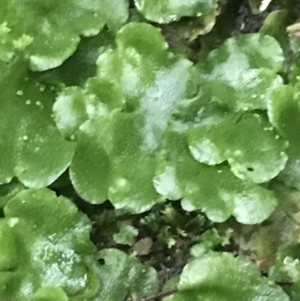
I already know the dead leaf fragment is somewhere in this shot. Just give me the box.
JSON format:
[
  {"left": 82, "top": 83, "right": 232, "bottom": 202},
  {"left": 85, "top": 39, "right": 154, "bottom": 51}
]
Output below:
[{"left": 133, "top": 237, "right": 153, "bottom": 256}]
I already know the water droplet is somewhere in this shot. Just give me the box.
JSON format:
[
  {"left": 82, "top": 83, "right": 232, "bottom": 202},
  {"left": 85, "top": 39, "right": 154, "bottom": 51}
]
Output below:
[
  {"left": 35, "top": 147, "right": 40, "bottom": 151},
  {"left": 217, "top": 170, "right": 222, "bottom": 173},
  {"left": 70, "top": 134, "right": 76, "bottom": 141},
  {"left": 16, "top": 90, "right": 23, "bottom": 96},
  {"left": 234, "top": 150, "right": 242, "bottom": 156},
  {"left": 275, "top": 135, "right": 280, "bottom": 139},
  {"left": 117, "top": 178, "right": 128, "bottom": 187},
  {"left": 39, "top": 85, "right": 46, "bottom": 92},
  {"left": 8, "top": 218, "right": 19, "bottom": 227},
  {"left": 35, "top": 101, "right": 44, "bottom": 109},
  {"left": 22, "top": 135, "right": 28, "bottom": 141},
  {"left": 26, "top": 99, "right": 31, "bottom": 105},
  {"left": 251, "top": 94, "right": 257, "bottom": 98}
]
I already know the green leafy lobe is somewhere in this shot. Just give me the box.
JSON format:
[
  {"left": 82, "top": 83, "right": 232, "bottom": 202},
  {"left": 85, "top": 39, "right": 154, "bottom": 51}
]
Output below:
[
  {"left": 198, "top": 34, "right": 284, "bottom": 112},
  {"left": 0, "top": 60, "right": 74, "bottom": 187},
  {"left": 0, "top": 0, "right": 129, "bottom": 70},
  {"left": 165, "top": 253, "right": 289, "bottom": 301},
  {"left": 54, "top": 23, "right": 195, "bottom": 213},
  {"left": 187, "top": 112, "right": 288, "bottom": 183},
  {"left": 134, "top": 0, "right": 219, "bottom": 24},
  {"left": 268, "top": 84, "right": 300, "bottom": 189},
  {"left": 0, "top": 189, "right": 100, "bottom": 301},
  {"left": 154, "top": 117, "right": 279, "bottom": 224},
  {"left": 97, "top": 248, "right": 159, "bottom": 301},
  {"left": 155, "top": 158, "right": 278, "bottom": 224}
]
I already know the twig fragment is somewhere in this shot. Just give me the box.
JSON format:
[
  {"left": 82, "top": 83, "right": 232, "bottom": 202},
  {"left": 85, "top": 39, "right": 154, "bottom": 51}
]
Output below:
[{"left": 135, "top": 288, "right": 178, "bottom": 301}]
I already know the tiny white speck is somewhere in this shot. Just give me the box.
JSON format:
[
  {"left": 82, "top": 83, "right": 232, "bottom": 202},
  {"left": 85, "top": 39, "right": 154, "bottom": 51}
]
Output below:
[
  {"left": 22, "top": 135, "right": 28, "bottom": 141},
  {"left": 16, "top": 90, "right": 23, "bottom": 96},
  {"left": 259, "top": 0, "right": 272, "bottom": 12},
  {"left": 275, "top": 135, "right": 280, "bottom": 139},
  {"left": 26, "top": 100, "right": 31, "bottom": 105},
  {"left": 36, "top": 101, "right": 42, "bottom": 106}
]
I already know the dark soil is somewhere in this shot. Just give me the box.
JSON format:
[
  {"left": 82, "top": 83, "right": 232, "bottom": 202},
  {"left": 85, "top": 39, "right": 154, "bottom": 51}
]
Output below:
[{"left": 233, "top": 0, "right": 280, "bottom": 34}]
